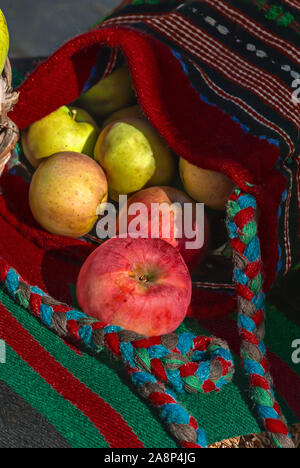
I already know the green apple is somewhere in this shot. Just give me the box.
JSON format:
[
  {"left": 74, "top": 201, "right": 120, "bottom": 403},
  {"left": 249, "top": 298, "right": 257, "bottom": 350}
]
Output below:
[
  {"left": 94, "top": 120, "right": 156, "bottom": 201},
  {"left": 76, "top": 65, "right": 135, "bottom": 118},
  {"left": 22, "top": 106, "right": 100, "bottom": 164},
  {"left": 0, "top": 10, "right": 9, "bottom": 75}
]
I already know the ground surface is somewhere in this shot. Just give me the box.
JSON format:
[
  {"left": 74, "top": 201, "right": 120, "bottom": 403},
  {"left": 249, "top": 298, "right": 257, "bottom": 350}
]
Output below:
[{"left": 1, "top": 0, "right": 120, "bottom": 58}]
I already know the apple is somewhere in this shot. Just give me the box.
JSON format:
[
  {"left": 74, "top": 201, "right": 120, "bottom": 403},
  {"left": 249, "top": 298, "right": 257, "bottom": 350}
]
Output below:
[
  {"left": 22, "top": 144, "right": 41, "bottom": 169},
  {"left": 0, "top": 10, "right": 9, "bottom": 75},
  {"left": 94, "top": 118, "right": 175, "bottom": 200},
  {"left": 21, "top": 106, "right": 100, "bottom": 163},
  {"left": 76, "top": 237, "right": 192, "bottom": 337},
  {"left": 94, "top": 119, "right": 156, "bottom": 201},
  {"left": 76, "top": 65, "right": 135, "bottom": 118},
  {"left": 29, "top": 152, "right": 108, "bottom": 238},
  {"left": 179, "top": 158, "right": 234, "bottom": 211},
  {"left": 102, "top": 105, "right": 146, "bottom": 128},
  {"left": 136, "top": 119, "right": 175, "bottom": 187},
  {"left": 117, "top": 186, "right": 210, "bottom": 272}
]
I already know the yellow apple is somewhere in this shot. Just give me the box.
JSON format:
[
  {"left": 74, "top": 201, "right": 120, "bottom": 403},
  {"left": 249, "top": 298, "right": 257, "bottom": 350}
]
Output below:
[
  {"left": 29, "top": 152, "right": 108, "bottom": 238},
  {"left": 179, "top": 157, "right": 234, "bottom": 211},
  {"left": 22, "top": 106, "right": 100, "bottom": 163},
  {"left": 94, "top": 119, "right": 156, "bottom": 201},
  {"left": 94, "top": 118, "right": 175, "bottom": 200},
  {"left": 0, "top": 10, "right": 9, "bottom": 75},
  {"left": 136, "top": 119, "right": 175, "bottom": 187},
  {"left": 76, "top": 65, "right": 135, "bottom": 118}
]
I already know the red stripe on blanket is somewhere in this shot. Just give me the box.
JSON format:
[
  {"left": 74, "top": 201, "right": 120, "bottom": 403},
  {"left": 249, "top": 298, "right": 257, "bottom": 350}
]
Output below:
[{"left": 0, "top": 301, "right": 144, "bottom": 448}]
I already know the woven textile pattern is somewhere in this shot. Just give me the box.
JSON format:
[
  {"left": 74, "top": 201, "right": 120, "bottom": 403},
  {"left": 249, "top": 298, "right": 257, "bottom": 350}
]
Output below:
[{"left": 1, "top": 0, "right": 299, "bottom": 449}]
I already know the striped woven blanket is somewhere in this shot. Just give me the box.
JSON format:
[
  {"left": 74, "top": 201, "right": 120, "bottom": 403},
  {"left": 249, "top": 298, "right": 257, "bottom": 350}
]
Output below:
[{"left": 0, "top": 0, "right": 298, "bottom": 448}]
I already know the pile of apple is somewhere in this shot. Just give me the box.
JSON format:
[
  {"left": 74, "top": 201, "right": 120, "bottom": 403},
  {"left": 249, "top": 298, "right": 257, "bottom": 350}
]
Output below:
[{"left": 21, "top": 65, "right": 234, "bottom": 337}]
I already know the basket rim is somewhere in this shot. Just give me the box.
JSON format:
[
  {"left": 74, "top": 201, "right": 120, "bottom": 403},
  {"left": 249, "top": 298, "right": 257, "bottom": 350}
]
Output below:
[
  {"left": 0, "top": 58, "right": 19, "bottom": 172},
  {"left": 2, "top": 57, "right": 13, "bottom": 84}
]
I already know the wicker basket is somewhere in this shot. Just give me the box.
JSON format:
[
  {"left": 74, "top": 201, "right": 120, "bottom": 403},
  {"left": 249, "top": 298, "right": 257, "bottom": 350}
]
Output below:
[{"left": 0, "top": 58, "right": 19, "bottom": 176}]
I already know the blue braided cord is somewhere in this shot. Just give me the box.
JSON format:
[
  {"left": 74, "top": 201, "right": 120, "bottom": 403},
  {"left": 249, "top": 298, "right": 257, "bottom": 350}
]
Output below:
[
  {"left": 237, "top": 194, "right": 257, "bottom": 210},
  {"left": 195, "top": 362, "right": 210, "bottom": 382},
  {"left": 161, "top": 403, "right": 190, "bottom": 425},
  {"left": 243, "top": 360, "right": 265, "bottom": 377},
  {"left": 176, "top": 332, "right": 195, "bottom": 354},
  {"left": 166, "top": 369, "right": 185, "bottom": 394},
  {"left": 65, "top": 310, "right": 87, "bottom": 321},
  {"left": 6, "top": 269, "right": 19, "bottom": 296},
  {"left": 230, "top": 190, "right": 289, "bottom": 449},
  {"left": 208, "top": 347, "right": 232, "bottom": 362},
  {"left": 40, "top": 303, "right": 54, "bottom": 328},
  {"left": 258, "top": 342, "right": 266, "bottom": 354},
  {"left": 31, "top": 285, "right": 46, "bottom": 296},
  {"left": 131, "top": 371, "right": 157, "bottom": 387},
  {"left": 238, "top": 315, "right": 256, "bottom": 333},
  {"left": 243, "top": 237, "right": 260, "bottom": 262},
  {"left": 104, "top": 325, "right": 122, "bottom": 334},
  {"left": 215, "top": 377, "right": 228, "bottom": 389},
  {"left": 148, "top": 345, "right": 170, "bottom": 359},
  {"left": 257, "top": 405, "right": 280, "bottom": 419},
  {"left": 252, "top": 291, "right": 265, "bottom": 310},
  {"left": 120, "top": 341, "right": 136, "bottom": 367},
  {"left": 192, "top": 350, "right": 208, "bottom": 362},
  {"left": 227, "top": 220, "right": 238, "bottom": 239},
  {"left": 79, "top": 325, "right": 96, "bottom": 349},
  {"left": 234, "top": 269, "right": 250, "bottom": 286},
  {"left": 196, "top": 428, "right": 207, "bottom": 448}
]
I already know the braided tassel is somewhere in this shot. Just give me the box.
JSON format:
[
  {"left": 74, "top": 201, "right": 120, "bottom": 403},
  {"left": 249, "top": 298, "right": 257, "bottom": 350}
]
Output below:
[
  {"left": 227, "top": 188, "right": 295, "bottom": 449},
  {"left": 0, "top": 258, "right": 234, "bottom": 449}
]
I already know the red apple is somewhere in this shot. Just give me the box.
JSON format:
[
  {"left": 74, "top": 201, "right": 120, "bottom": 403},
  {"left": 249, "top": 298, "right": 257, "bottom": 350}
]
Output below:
[
  {"left": 76, "top": 237, "right": 192, "bottom": 337},
  {"left": 117, "top": 186, "right": 210, "bottom": 272}
]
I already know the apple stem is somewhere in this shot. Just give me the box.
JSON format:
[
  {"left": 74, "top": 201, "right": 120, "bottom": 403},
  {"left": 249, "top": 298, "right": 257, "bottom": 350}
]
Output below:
[{"left": 139, "top": 274, "right": 149, "bottom": 283}]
